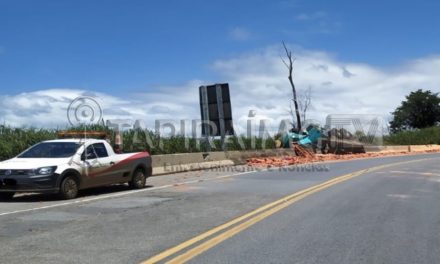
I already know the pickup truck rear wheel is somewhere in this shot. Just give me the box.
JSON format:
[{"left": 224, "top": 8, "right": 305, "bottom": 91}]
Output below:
[
  {"left": 0, "top": 192, "right": 15, "bottom": 201},
  {"left": 129, "top": 169, "right": 146, "bottom": 189},
  {"left": 59, "top": 176, "right": 79, "bottom": 200}
]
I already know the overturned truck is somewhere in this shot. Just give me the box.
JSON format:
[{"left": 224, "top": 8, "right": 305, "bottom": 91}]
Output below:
[
  {"left": 321, "top": 128, "right": 366, "bottom": 154},
  {"left": 282, "top": 126, "right": 366, "bottom": 155}
]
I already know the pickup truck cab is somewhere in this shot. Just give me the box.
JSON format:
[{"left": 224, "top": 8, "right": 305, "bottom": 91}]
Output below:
[{"left": 0, "top": 138, "right": 152, "bottom": 200}]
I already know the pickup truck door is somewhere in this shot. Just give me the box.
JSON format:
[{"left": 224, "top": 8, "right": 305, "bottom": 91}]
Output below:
[{"left": 81, "top": 143, "right": 120, "bottom": 187}]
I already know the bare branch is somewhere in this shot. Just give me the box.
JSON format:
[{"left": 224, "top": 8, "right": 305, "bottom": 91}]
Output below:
[
  {"left": 300, "top": 86, "right": 312, "bottom": 121},
  {"left": 280, "top": 56, "right": 289, "bottom": 69}
]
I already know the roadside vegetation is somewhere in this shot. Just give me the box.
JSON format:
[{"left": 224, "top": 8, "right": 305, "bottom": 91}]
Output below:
[
  {"left": 384, "top": 126, "right": 440, "bottom": 145},
  {"left": 383, "top": 89, "right": 440, "bottom": 145},
  {"left": 389, "top": 89, "right": 440, "bottom": 132},
  {"left": 0, "top": 125, "right": 276, "bottom": 161},
  {"left": 0, "top": 126, "right": 57, "bottom": 161}
]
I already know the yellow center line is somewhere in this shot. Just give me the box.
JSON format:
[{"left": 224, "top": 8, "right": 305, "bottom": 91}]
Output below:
[
  {"left": 142, "top": 157, "right": 436, "bottom": 264},
  {"left": 166, "top": 171, "right": 364, "bottom": 264}
]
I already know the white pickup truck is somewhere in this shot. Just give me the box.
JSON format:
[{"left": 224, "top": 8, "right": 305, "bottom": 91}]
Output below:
[{"left": 0, "top": 138, "right": 152, "bottom": 200}]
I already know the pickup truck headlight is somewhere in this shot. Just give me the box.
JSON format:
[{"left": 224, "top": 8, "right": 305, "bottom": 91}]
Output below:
[{"left": 36, "top": 166, "right": 57, "bottom": 175}]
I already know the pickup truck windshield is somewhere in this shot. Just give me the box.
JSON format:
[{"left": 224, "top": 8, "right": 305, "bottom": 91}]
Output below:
[{"left": 18, "top": 142, "right": 80, "bottom": 158}]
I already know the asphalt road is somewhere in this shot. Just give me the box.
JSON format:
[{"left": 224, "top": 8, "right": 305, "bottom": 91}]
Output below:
[{"left": 1, "top": 153, "right": 439, "bottom": 264}]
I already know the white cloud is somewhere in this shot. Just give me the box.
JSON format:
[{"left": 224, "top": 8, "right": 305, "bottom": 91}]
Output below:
[
  {"left": 296, "top": 11, "right": 326, "bottom": 21},
  {"left": 229, "top": 27, "right": 251, "bottom": 41},
  {"left": 1, "top": 45, "right": 440, "bottom": 136},
  {"left": 0, "top": 83, "right": 204, "bottom": 131}
]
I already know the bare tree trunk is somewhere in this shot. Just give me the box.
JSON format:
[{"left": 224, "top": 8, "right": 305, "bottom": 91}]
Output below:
[{"left": 282, "top": 41, "right": 301, "bottom": 131}]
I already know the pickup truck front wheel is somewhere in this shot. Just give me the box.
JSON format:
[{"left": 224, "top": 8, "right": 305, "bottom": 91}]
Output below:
[
  {"left": 129, "top": 168, "right": 146, "bottom": 189},
  {"left": 59, "top": 176, "right": 79, "bottom": 200},
  {"left": 0, "top": 192, "right": 15, "bottom": 201}
]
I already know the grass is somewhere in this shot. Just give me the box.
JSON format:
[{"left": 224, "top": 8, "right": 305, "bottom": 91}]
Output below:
[
  {"left": 0, "top": 126, "right": 57, "bottom": 161},
  {"left": 384, "top": 126, "right": 440, "bottom": 145},
  {"left": 0, "top": 125, "right": 276, "bottom": 161}
]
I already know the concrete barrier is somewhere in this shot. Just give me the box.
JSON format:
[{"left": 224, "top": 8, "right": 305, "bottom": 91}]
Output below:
[
  {"left": 151, "top": 149, "right": 296, "bottom": 176},
  {"left": 377, "top": 144, "right": 440, "bottom": 153},
  {"left": 407, "top": 144, "right": 440, "bottom": 152},
  {"left": 152, "top": 152, "right": 230, "bottom": 175},
  {"left": 150, "top": 145, "right": 440, "bottom": 176}
]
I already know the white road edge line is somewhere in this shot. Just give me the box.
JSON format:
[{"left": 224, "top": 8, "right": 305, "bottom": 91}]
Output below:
[
  {"left": 0, "top": 185, "right": 174, "bottom": 217},
  {"left": 0, "top": 170, "right": 258, "bottom": 217}
]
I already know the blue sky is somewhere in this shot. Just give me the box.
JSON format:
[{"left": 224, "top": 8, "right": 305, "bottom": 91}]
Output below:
[
  {"left": 1, "top": 0, "right": 439, "bottom": 95},
  {"left": 1, "top": 0, "right": 440, "bottom": 130}
]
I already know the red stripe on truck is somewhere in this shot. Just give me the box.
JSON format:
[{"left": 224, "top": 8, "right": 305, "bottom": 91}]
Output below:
[{"left": 88, "top": 152, "right": 150, "bottom": 178}]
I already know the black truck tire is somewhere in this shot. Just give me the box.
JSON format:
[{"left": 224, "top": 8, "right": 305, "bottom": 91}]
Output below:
[
  {"left": 59, "top": 176, "right": 79, "bottom": 200},
  {"left": 129, "top": 168, "right": 146, "bottom": 189}
]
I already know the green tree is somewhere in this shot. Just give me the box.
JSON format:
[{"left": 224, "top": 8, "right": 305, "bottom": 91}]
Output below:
[{"left": 390, "top": 89, "right": 440, "bottom": 132}]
